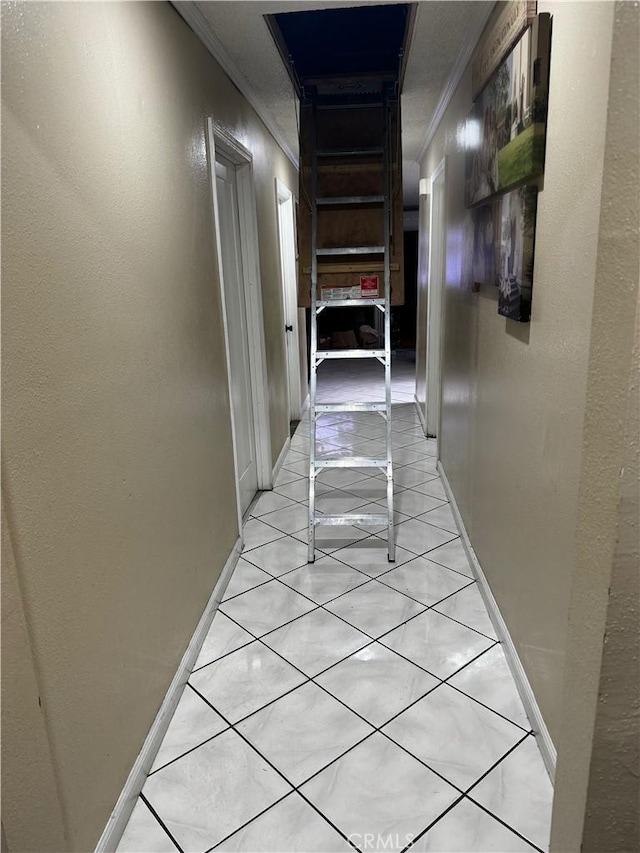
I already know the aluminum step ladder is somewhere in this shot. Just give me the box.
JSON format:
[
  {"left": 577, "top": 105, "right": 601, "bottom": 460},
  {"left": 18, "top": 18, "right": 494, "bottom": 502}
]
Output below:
[{"left": 307, "top": 91, "right": 396, "bottom": 563}]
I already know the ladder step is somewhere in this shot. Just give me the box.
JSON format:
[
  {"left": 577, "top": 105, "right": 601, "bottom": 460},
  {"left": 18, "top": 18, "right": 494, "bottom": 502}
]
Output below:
[
  {"left": 317, "top": 246, "right": 384, "bottom": 256},
  {"left": 317, "top": 147, "right": 383, "bottom": 157},
  {"left": 315, "top": 514, "right": 388, "bottom": 526},
  {"left": 316, "top": 402, "right": 387, "bottom": 413},
  {"left": 314, "top": 458, "right": 388, "bottom": 469},
  {"left": 316, "top": 349, "right": 386, "bottom": 360},
  {"left": 316, "top": 195, "right": 385, "bottom": 206},
  {"left": 317, "top": 298, "right": 385, "bottom": 309}
]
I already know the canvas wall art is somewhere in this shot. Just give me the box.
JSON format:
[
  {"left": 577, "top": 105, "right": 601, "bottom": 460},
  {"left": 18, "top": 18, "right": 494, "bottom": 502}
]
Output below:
[
  {"left": 465, "top": 14, "right": 550, "bottom": 208},
  {"left": 472, "top": 202, "right": 500, "bottom": 288},
  {"left": 497, "top": 185, "right": 538, "bottom": 321}
]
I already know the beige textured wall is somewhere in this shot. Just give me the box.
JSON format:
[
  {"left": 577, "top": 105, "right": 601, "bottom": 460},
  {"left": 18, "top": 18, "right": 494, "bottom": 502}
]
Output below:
[
  {"left": 1, "top": 2, "right": 296, "bottom": 850},
  {"left": 550, "top": 2, "right": 640, "bottom": 848},
  {"left": 418, "top": 1, "right": 616, "bottom": 741}
]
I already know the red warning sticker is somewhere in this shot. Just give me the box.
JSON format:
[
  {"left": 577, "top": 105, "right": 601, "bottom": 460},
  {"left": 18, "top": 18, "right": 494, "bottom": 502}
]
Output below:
[{"left": 360, "top": 275, "right": 379, "bottom": 298}]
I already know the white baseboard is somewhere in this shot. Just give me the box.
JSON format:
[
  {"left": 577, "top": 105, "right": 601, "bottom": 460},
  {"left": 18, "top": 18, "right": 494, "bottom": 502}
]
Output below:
[
  {"left": 95, "top": 538, "right": 243, "bottom": 852},
  {"left": 437, "top": 462, "right": 557, "bottom": 783},
  {"left": 271, "top": 435, "right": 291, "bottom": 486},
  {"left": 414, "top": 395, "right": 426, "bottom": 432}
]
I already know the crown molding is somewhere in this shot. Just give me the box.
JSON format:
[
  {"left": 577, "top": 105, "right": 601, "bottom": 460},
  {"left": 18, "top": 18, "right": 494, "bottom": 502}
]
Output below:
[
  {"left": 415, "top": 2, "right": 495, "bottom": 164},
  {"left": 172, "top": 1, "right": 299, "bottom": 169}
]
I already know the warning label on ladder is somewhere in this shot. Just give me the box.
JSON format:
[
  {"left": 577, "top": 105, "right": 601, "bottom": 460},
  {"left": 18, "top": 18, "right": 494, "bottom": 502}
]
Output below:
[{"left": 360, "top": 275, "right": 380, "bottom": 298}]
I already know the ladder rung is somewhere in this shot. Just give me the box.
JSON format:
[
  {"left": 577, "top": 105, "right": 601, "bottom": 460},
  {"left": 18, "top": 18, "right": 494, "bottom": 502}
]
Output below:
[
  {"left": 316, "top": 147, "right": 383, "bottom": 157},
  {"left": 314, "top": 458, "right": 388, "bottom": 469},
  {"left": 315, "top": 402, "right": 387, "bottom": 413},
  {"left": 316, "top": 196, "right": 385, "bottom": 206},
  {"left": 316, "top": 349, "right": 386, "bottom": 360},
  {"left": 315, "top": 514, "right": 388, "bottom": 526},
  {"left": 317, "top": 247, "right": 384, "bottom": 256},
  {"left": 317, "top": 298, "right": 385, "bottom": 309},
  {"left": 316, "top": 102, "right": 384, "bottom": 111}
]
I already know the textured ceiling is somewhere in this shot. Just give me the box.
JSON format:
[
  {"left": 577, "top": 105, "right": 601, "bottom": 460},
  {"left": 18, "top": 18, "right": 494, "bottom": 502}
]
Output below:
[{"left": 190, "top": 1, "right": 493, "bottom": 205}]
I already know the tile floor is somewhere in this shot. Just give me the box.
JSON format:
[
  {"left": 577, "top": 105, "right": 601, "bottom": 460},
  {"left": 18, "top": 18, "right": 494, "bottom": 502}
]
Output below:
[{"left": 118, "top": 355, "right": 553, "bottom": 853}]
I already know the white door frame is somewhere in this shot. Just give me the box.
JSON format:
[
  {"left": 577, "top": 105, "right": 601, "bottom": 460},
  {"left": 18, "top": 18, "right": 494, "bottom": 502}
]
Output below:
[
  {"left": 206, "top": 119, "right": 272, "bottom": 523},
  {"left": 425, "top": 157, "right": 446, "bottom": 443},
  {"left": 275, "top": 178, "right": 302, "bottom": 422}
]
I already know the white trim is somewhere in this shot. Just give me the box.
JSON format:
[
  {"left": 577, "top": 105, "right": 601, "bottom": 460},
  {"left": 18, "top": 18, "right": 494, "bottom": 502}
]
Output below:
[
  {"left": 95, "top": 539, "right": 243, "bottom": 852},
  {"left": 208, "top": 119, "right": 273, "bottom": 495},
  {"left": 437, "top": 462, "right": 557, "bottom": 782},
  {"left": 414, "top": 394, "right": 426, "bottom": 433},
  {"left": 272, "top": 436, "right": 291, "bottom": 484},
  {"left": 415, "top": 3, "right": 494, "bottom": 164},
  {"left": 173, "top": 1, "right": 298, "bottom": 170},
  {"left": 275, "top": 178, "right": 303, "bottom": 421},
  {"left": 426, "top": 158, "right": 446, "bottom": 441}
]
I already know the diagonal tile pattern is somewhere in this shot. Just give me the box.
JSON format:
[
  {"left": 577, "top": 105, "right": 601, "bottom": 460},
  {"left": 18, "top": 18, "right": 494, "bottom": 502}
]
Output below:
[{"left": 118, "top": 361, "right": 553, "bottom": 853}]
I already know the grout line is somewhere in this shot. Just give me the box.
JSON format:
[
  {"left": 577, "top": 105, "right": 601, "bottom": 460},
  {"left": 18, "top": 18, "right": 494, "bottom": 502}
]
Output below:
[{"left": 139, "top": 793, "right": 185, "bottom": 853}]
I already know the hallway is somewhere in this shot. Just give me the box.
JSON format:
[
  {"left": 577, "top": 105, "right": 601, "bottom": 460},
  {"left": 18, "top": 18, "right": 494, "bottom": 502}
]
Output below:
[{"left": 118, "top": 373, "right": 552, "bottom": 853}]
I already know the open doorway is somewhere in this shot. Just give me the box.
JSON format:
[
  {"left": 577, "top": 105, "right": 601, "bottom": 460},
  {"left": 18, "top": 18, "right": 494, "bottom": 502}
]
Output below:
[{"left": 207, "top": 120, "right": 272, "bottom": 521}]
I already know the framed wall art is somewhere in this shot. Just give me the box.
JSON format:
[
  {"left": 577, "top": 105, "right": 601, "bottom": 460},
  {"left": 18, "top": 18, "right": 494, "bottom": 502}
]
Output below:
[
  {"left": 497, "top": 185, "right": 538, "bottom": 322},
  {"left": 465, "top": 13, "right": 551, "bottom": 208}
]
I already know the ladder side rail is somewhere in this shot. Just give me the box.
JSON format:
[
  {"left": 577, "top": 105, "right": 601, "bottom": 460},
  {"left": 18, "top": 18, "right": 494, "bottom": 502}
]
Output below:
[
  {"left": 308, "top": 101, "right": 319, "bottom": 563},
  {"left": 384, "top": 88, "right": 396, "bottom": 562}
]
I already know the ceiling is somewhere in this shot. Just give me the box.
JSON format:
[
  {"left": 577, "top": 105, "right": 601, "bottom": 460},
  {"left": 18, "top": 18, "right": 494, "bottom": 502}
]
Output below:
[{"left": 179, "top": 1, "right": 493, "bottom": 206}]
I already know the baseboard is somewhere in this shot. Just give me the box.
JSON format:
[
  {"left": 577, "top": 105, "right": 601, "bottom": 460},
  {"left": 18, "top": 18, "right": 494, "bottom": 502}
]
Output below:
[
  {"left": 271, "top": 435, "right": 291, "bottom": 485},
  {"left": 301, "top": 394, "right": 310, "bottom": 414},
  {"left": 437, "top": 462, "right": 557, "bottom": 783},
  {"left": 414, "top": 395, "right": 426, "bottom": 432},
  {"left": 95, "top": 538, "right": 243, "bottom": 852}
]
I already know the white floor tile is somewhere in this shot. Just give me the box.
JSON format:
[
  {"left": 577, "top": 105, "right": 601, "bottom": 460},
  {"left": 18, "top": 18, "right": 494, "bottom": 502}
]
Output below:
[
  {"left": 325, "top": 581, "right": 426, "bottom": 638},
  {"left": 150, "top": 686, "right": 228, "bottom": 773},
  {"left": 448, "top": 645, "right": 531, "bottom": 730},
  {"left": 250, "top": 491, "right": 297, "bottom": 518},
  {"left": 190, "top": 641, "right": 306, "bottom": 723},
  {"left": 193, "top": 612, "right": 254, "bottom": 670},
  {"left": 380, "top": 610, "right": 494, "bottom": 678},
  {"left": 317, "top": 643, "right": 439, "bottom": 727},
  {"left": 332, "top": 537, "right": 416, "bottom": 574},
  {"left": 117, "top": 798, "right": 178, "bottom": 852},
  {"left": 417, "top": 503, "right": 458, "bottom": 533},
  {"left": 220, "top": 581, "right": 316, "bottom": 636},
  {"left": 280, "top": 557, "right": 370, "bottom": 604},
  {"left": 411, "top": 797, "right": 537, "bottom": 852},
  {"left": 300, "top": 733, "right": 459, "bottom": 853},
  {"left": 241, "top": 536, "right": 310, "bottom": 576},
  {"left": 378, "top": 557, "right": 473, "bottom": 606},
  {"left": 382, "top": 518, "right": 457, "bottom": 556},
  {"left": 242, "top": 518, "right": 285, "bottom": 551},
  {"left": 260, "top": 503, "right": 310, "bottom": 535},
  {"left": 215, "top": 792, "right": 353, "bottom": 852},
  {"left": 383, "top": 683, "right": 524, "bottom": 791},
  {"left": 425, "top": 538, "right": 474, "bottom": 578},
  {"left": 222, "top": 559, "right": 272, "bottom": 601},
  {"left": 469, "top": 735, "right": 553, "bottom": 851},
  {"left": 143, "top": 729, "right": 292, "bottom": 852},
  {"left": 434, "top": 583, "right": 498, "bottom": 639},
  {"left": 263, "top": 608, "right": 370, "bottom": 677},
  {"left": 238, "top": 682, "right": 373, "bottom": 786},
  {"left": 391, "top": 490, "right": 448, "bottom": 518}
]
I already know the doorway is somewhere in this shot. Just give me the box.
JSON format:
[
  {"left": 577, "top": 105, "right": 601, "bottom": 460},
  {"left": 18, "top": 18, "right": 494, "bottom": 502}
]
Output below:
[
  {"left": 207, "top": 120, "right": 272, "bottom": 521},
  {"left": 425, "top": 158, "right": 446, "bottom": 439},
  {"left": 275, "top": 179, "right": 305, "bottom": 425}
]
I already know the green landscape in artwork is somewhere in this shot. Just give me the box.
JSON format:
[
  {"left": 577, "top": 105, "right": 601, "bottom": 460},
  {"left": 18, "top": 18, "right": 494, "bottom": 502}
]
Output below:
[{"left": 497, "top": 123, "right": 546, "bottom": 190}]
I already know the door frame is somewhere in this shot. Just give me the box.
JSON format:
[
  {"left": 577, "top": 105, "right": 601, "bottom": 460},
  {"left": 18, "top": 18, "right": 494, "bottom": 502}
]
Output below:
[
  {"left": 275, "top": 178, "right": 302, "bottom": 422},
  {"left": 425, "top": 157, "right": 446, "bottom": 444},
  {"left": 206, "top": 119, "right": 272, "bottom": 522}
]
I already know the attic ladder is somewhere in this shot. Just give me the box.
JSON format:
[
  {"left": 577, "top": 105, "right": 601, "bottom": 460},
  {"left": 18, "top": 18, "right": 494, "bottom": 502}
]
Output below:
[{"left": 308, "top": 89, "right": 395, "bottom": 563}]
